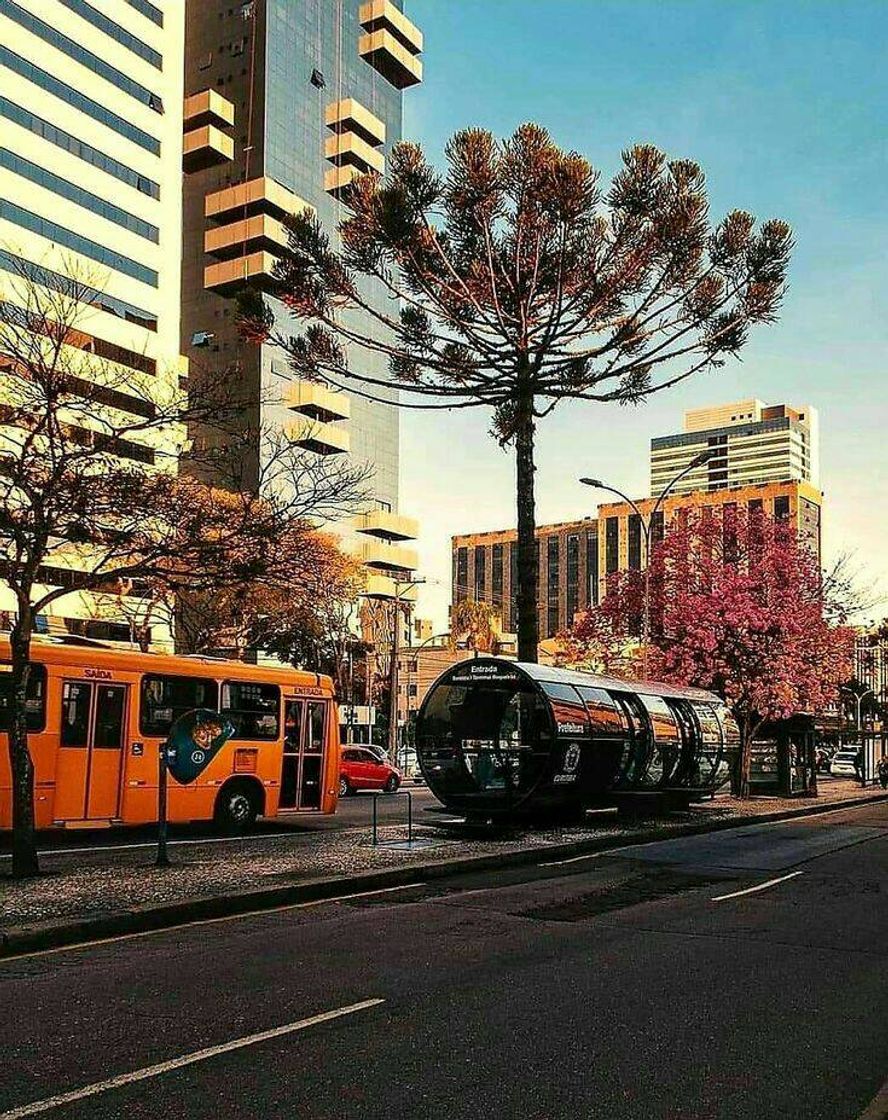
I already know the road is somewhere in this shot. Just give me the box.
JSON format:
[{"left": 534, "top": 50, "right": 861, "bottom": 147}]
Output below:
[{"left": 3, "top": 800, "right": 888, "bottom": 1119}]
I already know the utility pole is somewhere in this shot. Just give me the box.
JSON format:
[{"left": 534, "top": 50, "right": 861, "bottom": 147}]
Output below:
[{"left": 388, "top": 576, "right": 424, "bottom": 765}]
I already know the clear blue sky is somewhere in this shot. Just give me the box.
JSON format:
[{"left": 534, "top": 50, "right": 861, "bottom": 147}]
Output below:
[{"left": 400, "top": 0, "right": 888, "bottom": 629}]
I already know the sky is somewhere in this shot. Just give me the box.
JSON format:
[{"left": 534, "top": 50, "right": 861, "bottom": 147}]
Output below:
[{"left": 399, "top": 0, "right": 887, "bottom": 630}]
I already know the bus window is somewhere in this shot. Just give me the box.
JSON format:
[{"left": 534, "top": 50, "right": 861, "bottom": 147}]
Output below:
[
  {"left": 538, "top": 682, "right": 589, "bottom": 736},
  {"left": 222, "top": 681, "right": 281, "bottom": 740},
  {"left": 61, "top": 681, "right": 91, "bottom": 747},
  {"left": 0, "top": 664, "right": 47, "bottom": 732},
  {"left": 140, "top": 675, "right": 218, "bottom": 737}
]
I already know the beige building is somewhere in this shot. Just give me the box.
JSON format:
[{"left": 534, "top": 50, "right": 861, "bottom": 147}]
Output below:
[
  {"left": 651, "top": 399, "right": 819, "bottom": 496},
  {"left": 453, "top": 480, "right": 822, "bottom": 640},
  {"left": 0, "top": 0, "right": 188, "bottom": 647}
]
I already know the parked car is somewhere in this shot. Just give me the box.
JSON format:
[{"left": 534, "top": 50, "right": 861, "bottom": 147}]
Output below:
[
  {"left": 830, "top": 749, "right": 859, "bottom": 777},
  {"left": 339, "top": 747, "right": 402, "bottom": 796}
]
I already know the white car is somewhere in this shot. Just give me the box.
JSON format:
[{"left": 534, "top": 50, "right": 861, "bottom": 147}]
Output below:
[{"left": 830, "top": 750, "right": 859, "bottom": 776}]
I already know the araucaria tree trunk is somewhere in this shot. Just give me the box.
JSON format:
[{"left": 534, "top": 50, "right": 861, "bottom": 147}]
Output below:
[
  {"left": 514, "top": 388, "right": 539, "bottom": 663},
  {"left": 8, "top": 608, "right": 39, "bottom": 878}
]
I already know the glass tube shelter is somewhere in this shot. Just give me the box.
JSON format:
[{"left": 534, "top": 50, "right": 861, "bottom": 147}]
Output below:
[{"left": 415, "top": 659, "right": 737, "bottom": 819}]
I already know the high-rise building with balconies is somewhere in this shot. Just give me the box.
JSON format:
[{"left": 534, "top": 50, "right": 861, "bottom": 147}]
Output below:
[
  {"left": 181, "top": 0, "right": 422, "bottom": 604},
  {"left": 0, "top": 0, "right": 187, "bottom": 646}
]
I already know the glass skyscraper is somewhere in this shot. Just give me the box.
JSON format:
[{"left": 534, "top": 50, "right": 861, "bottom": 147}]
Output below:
[{"left": 182, "top": 0, "right": 422, "bottom": 594}]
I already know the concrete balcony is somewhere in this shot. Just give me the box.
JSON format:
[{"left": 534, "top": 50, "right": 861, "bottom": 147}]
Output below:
[
  {"left": 356, "top": 539, "right": 418, "bottom": 572},
  {"left": 325, "top": 98, "right": 386, "bottom": 147},
  {"left": 183, "top": 125, "right": 234, "bottom": 172},
  {"left": 324, "top": 164, "right": 366, "bottom": 199},
  {"left": 287, "top": 417, "right": 350, "bottom": 456},
  {"left": 324, "top": 132, "right": 385, "bottom": 174},
  {"left": 358, "top": 28, "right": 423, "bottom": 88},
  {"left": 204, "top": 251, "right": 278, "bottom": 295},
  {"left": 353, "top": 510, "right": 419, "bottom": 541},
  {"left": 204, "top": 214, "right": 289, "bottom": 260},
  {"left": 286, "top": 380, "right": 350, "bottom": 422},
  {"left": 359, "top": 0, "right": 423, "bottom": 54},
  {"left": 184, "top": 89, "right": 235, "bottom": 130},
  {"left": 361, "top": 572, "right": 417, "bottom": 601},
  {"left": 205, "top": 177, "right": 311, "bottom": 223}
]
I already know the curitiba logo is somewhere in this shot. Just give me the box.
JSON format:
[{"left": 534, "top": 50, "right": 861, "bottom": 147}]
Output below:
[{"left": 563, "top": 743, "right": 581, "bottom": 773}]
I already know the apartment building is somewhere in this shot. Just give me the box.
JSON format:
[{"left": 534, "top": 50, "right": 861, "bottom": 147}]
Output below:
[
  {"left": 650, "top": 399, "right": 819, "bottom": 497},
  {"left": 180, "top": 0, "right": 423, "bottom": 605},
  {"left": 0, "top": 0, "right": 186, "bottom": 645},
  {"left": 452, "top": 519, "right": 600, "bottom": 641}
]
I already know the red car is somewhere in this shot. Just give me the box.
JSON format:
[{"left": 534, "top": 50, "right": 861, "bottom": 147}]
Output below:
[{"left": 339, "top": 747, "right": 402, "bottom": 796}]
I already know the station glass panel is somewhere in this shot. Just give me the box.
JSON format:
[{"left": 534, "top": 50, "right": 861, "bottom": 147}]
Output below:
[
  {"left": 639, "top": 695, "right": 680, "bottom": 784},
  {"left": 418, "top": 677, "right": 553, "bottom": 802}
]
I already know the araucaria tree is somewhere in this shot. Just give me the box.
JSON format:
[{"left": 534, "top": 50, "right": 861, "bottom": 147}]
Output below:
[
  {"left": 240, "top": 124, "right": 792, "bottom": 661},
  {"left": 0, "top": 258, "right": 369, "bottom": 877},
  {"left": 564, "top": 510, "right": 854, "bottom": 798}
]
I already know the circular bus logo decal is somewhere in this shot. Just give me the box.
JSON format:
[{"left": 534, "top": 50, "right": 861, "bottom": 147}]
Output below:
[{"left": 191, "top": 749, "right": 206, "bottom": 765}]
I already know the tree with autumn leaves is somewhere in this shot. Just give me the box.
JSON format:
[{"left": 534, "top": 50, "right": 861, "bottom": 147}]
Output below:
[
  {"left": 240, "top": 124, "right": 792, "bottom": 663},
  {"left": 563, "top": 509, "right": 854, "bottom": 798}
]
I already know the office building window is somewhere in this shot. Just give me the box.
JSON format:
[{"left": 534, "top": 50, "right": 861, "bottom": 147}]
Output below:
[
  {"left": 0, "top": 47, "right": 160, "bottom": 155},
  {"left": 774, "top": 495, "right": 791, "bottom": 522},
  {"left": 56, "top": 0, "right": 163, "bottom": 69},
  {"left": 723, "top": 503, "right": 738, "bottom": 563},
  {"left": 0, "top": 1, "right": 163, "bottom": 113},
  {"left": 0, "top": 98, "right": 160, "bottom": 199},
  {"left": 586, "top": 532, "right": 599, "bottom": 606},
  {"left": 124, "top": 0, "right": 163, "bottom": 26},
  {"left": 628, "top": 514, "right": 642, "bottom": 570},
  {"left": 566, "top": 534, "right": 579, "bottom": 627},
  {"left": 0, "top": 149, "right": 159, "bottom": 242},
  {"left": 547, "top": 536, "right": 560, "bottom": 638},
  {"left": 605, "top": 517, "right": 619, "bottom": 575},
  {"left": 651, "top": 511, "right": 665, "bottom": 547},
  {"left": 0, "top": 202, "right": 158, "bottom": 287},
  {"left": 455, "top": 547, "right": 468, "bottom": 604},
  {"left": 492, "top": 544, "right": 503, "bottom": 617},
  {"left": 474, "top": 545, "right": 486, "bottom": 602}
]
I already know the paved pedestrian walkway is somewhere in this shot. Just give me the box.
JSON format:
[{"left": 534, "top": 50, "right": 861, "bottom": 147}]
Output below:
[{"left": 2, "top": 779, "right": 882, "bottom": 938}]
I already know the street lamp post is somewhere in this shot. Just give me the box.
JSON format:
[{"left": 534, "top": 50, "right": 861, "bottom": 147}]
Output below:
[
  {"left": 387, "top": 576, "right": 425, "bottom": 765},
  {"left": 580, "top": 449, "right": 714, "bottom": 679},
  {"left": 840, "top": 686, "right": 876, "bottom": 786}
]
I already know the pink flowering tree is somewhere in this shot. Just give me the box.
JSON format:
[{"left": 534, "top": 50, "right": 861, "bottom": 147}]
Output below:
[{"left": 564, "top": 509, "right": 854, "bottom": 797}]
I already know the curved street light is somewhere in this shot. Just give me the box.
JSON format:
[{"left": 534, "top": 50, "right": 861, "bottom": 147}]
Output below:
[{"left": 579, "top": 449, "right": 714, "bottom": 678}]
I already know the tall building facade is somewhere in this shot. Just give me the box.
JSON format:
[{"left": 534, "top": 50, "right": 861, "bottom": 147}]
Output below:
[
  {"left": 452, "top": 519, "right": 600, "bottom": 641},
  {"left": 181, "top": 0, "right": 422, "bottom": 601},
  {"left": 650, "top": 399, "right": 819, "bottom": 497},
  {"left": 597, "top": 479, "right": 823, "bottom": 584},
  {"left": 0, "top": 0, "right": 186, "bottom": 644}
]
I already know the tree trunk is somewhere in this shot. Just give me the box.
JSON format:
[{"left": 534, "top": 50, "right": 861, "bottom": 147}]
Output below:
[
  {"left": 735, "top": 718, "right": 754, "bottom": 800},
  {"left": 514, "top": 385, "right": 539, "bottom": 663},
  {"left": 8, "top": 611, "right": 39, "bottom": 877}
]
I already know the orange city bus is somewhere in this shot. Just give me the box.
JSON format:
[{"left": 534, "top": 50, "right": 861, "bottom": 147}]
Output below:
[{"left": 0, "top": 636, "right": 341, "bottom": 831}]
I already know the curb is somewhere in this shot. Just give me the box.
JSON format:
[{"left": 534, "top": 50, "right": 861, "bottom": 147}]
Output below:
[{"left": 4, "top": 791, "right": 888, "bottom": 958}]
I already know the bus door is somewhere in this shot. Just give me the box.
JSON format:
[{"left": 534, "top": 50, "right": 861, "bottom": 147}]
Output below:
[
  {"left": 54, "top": 681, "right": 128, "bottom": 821},
  {"left": 280, "top": 699, "right": 326, "bottom": 811}
]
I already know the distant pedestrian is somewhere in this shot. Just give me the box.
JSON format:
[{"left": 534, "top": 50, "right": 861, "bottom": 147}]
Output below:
[{"left": 854, "top": 746, "right": 864, "bottom": 781}]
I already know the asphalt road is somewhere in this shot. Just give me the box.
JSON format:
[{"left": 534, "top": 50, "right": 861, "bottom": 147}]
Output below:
[{"left": 4, "top": 800, "right": 888, "bottom": 1120}]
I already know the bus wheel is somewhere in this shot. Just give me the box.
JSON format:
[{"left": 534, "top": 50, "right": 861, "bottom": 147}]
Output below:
[
  {"left": 214, "top": 781, "right": 260, "bottom": 833},
  {"left": 338, "top": 777, "right": 351, "bottom": 798}
]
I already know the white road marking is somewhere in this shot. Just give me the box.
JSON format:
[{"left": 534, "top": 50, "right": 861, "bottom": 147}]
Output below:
[
  {"left": 711, "top": 870, "right": 804, "bottom": 902},
  {"left": 0, "top": 998, "right": 385, "bottom": 1119},
  {"left": 539, "top": 838, "right": 664, "bottom": 867},
  {"left": 1, "top": 884, "right": 425, "bottom": 963}
]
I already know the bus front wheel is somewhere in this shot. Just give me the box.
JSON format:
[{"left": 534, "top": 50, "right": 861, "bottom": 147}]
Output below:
[{"left": 214, "top": 781, "right": 261, "bottom": 833}]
